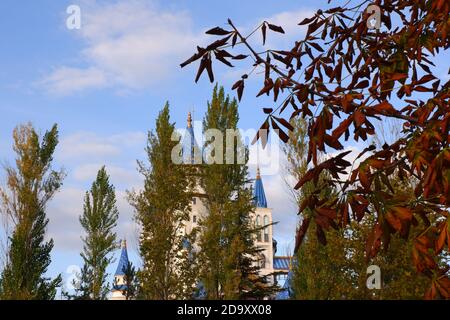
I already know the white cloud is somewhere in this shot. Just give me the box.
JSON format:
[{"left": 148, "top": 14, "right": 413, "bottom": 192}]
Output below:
[
  {"left": 46, "top": 187, "right": 137, "bottom": 252},
  {"left": 37, "top": 67, "right": 108, "bottom": 96},
  {"left": 264, "top": 9, "right": 313, "bottom": 41},
  {"left": 39, "top": 0, "right": 204, "bottom": 95},
  {"left": 45, "top": 130, "right": 148, "bottom": 251},
  {"left": 73, "top": 163, "right": 142, "bottom": 187},
  {"left": 58, "top": 133, "right": 120, "bottom": 160},
  {"left": 37, "top": 2, "right": 317, "bottom": 95},
  {"left": 46, "top": 187, "right": 85, "bottom": 252},
  {"left": 57, "top": 131, "right": 146, "bottom": 161}
]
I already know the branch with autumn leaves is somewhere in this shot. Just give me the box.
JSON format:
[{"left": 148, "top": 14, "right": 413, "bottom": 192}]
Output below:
[{"left": 181, "top": 0, "right": 449, "bottom": 299}]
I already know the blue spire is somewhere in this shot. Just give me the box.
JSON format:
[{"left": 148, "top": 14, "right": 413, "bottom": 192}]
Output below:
[
  {"left": 181, "top": 112, "right": 199, "bottom": 164},
  {"left": 115, "top": 240, "right": 129, "bottom": 276},
  {"left": 254, "top": 167, "right": 267, "bottom": 208}
]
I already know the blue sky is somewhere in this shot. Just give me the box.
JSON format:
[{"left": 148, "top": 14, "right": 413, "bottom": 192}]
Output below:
[{"left": 0, "top": 0, "right": 448, "bottom": 296}]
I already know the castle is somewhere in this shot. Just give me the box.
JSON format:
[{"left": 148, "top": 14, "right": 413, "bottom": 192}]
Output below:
[{"left": 111, "top": 113, "right": 291, "bottom": 300}]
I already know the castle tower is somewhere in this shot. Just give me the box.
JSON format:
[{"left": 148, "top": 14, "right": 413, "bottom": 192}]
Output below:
[
  {"left": 182, "top": 112, "right": 208, "bottom": 236},
  {"left": 253, "top": 167, "right": 274, "bottom": 279},
  {"left": 111, "top": 239, "right": 129, "bottom": 300},
  {"left": 181, "top": 112, "right": 276, "bottom": 280}
]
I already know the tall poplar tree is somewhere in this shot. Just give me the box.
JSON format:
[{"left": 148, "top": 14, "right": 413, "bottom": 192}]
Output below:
[
  {"left": 70, "top": 166, "right": 119, "bottom": 300},
  {"left": 0, "top": 123, "right": 64, "bottom": 300},
  {"left": 128, "top": 103, "right": 197, "bottom": 299},
  {"left": 199, "top": 85, "right": 273, "bottom": 299}
]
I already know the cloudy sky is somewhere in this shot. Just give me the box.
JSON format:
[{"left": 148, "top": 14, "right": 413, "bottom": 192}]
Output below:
[{"left": 0, "top": 0, "right": 448, "bottom": 294}]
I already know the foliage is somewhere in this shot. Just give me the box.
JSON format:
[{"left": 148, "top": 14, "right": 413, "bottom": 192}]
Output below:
[
  {"left": 182, "top": 1, "right": 450, "bottom": 299},
  {"left": 0, "top": 123, "right": 64, "bottom": 300},
  {"left": 128, "top": 103, "right": 198, "bottom": 299},
  {"left": 198, "top": 85, "right": 276, "bottom": 299},
  {"left": 284, "top": 117, "right": 349, "bottom": 299},
  {"left": 66, "top": 264, "right": 93, "bottom": 300},
  {"left": 66, "top": 167, "right": 119, "bottom": 300},
  {"left": 286, "top": 116, "right": 435, "bottom": 299}
]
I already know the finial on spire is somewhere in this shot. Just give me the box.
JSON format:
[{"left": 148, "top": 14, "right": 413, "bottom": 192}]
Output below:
[
  {"left": 256, "top": 167, "right": 261, "bottom": 179},
  {"left": 121, "top": 239, "right": 127, "bottom": 249},
  {"left": 187, "top": 112, "right": 192, "bottom": 128}
]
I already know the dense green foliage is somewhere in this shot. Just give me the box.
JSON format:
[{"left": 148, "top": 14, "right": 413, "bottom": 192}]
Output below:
[
  {"left": 198, "top": 85, "right": 275, "bottom": 299},
  {"left": 67, "top": 167, "right": 119, "bottom": 300},
  {"left": 129, "top": 103, "right": 198, "bottom": 299}
]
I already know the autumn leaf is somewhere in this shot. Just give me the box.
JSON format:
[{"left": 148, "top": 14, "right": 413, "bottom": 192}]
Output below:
[
  {"left": 205, "top": 27, "right": 232, "bottom": 35},
  {"left": 366, "top": 223, "right": 382, "bottom": 259},
  {"left": 273, "top": 116, "right": 294, "bottom": 131},
  {"left": 298, "top": 16, "right": 315, "bottom": 25},
  {"left": 385, "top": 211, "right": 402, "bottom": 231},
  {"left": 195, "top": 56, "right": 209, "bottom": 83},
  {"left": 354, "top": 109, "right": 366, "bottom": 127},
  {"left": 271, "top": 118, "right": 289, "bottom": 143},
  {"left": 261, "top": 23, "right": 267, "bottom": 45},
  {"left": 354, "top": 80, "right": 369, "bottom": 89},
  {"left": 435, "top": 221, "right": 448, "bottom": 253},
  {"left": 370, "top": 101, "right": 398, "bottom": 116},
  {"left": 294, "top": 217, "right": 310, "bottom": 252},
  {"left": 294, "top": 169, "right": 315, "bottom": 190},
  {"left": 231, "top": 79, "right": 245, "bottom": 101},
  {"left": 251, "top": 120, "right": 270, "bottom": 148},
  {"left": 358, "top": 167, "right": 371, "bottom": 190},
  {"left": 391, "top": 207, "right": 413, "bottom": 221},
  {"left": 331, "top": 117, "right": 352, "bottom": 140},
  {"left": 232, "top": 54, "right": 248, "bottom": 60},
  {"left": 267, "top": 23, "right": 285, "bottom": 34}
]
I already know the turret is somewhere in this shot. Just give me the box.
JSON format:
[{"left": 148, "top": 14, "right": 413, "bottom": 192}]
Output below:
[
  {"left": 253, "top": 167, "right": 267, "bottom": 208},
  {"left": 110, "top": 239, "right": 129, "bottom": 300},
  {"left": 181, "top": 112, "right": 200, "bottom": 164}
]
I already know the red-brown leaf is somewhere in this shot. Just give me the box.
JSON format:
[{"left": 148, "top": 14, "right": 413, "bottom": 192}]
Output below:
[
  {"left": 354, "top": 80, "right": 369, "bottom": 89},
  {"left": 354, "top": 109, "right": 366, "bottom": 127},
  {"left": 251, "top": 120, "right": 270, "bottom": 147},
  {"left": 294, "top": 217, "right": 310, "bottom": 252},
  {"left": 332, "top": 117, "right": 352, "bottom": 140},
  {"left": 261, "top": 23, "right": 267, "bottom": 45},
  {"left": 206, "top": 27, "right": 232, "bottom": 35},
  {"left": 273, "top": 116, "right": 294, "bottom": 131},
  {"left": 267, "top": 23, "right": 285, "bottom": 34},
  {"left": 271, "top": 118, "right": 289, "bottom": 143}
]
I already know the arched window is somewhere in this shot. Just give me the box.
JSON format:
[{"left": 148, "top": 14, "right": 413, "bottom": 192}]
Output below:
[
  {"left": 264, "top": 215, "right": 269, "bottom": 242},
  {"left": 260, "top": 254, "right": 266, "bottom": 269},
  {"left": 256, "top": 215, "right": 262, "bottom": 242}
]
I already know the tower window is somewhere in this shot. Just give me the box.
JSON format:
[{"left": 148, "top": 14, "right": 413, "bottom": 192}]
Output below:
[
  {"left": 260, "top": 254, "right": 266, "bottom": 269},
  {"left": 256, "top": 215, "right": 262, "bottom": 242},
  {"left": 192, "top": 197, "right": 196, "bottom": 205},
  {"left": 193, "top": 215, "right": 197, "bottom": 223},
  {"left": 264, "top": 215, "right": 269, "bottom": 242}
]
